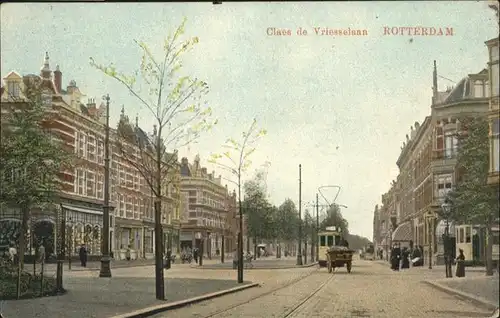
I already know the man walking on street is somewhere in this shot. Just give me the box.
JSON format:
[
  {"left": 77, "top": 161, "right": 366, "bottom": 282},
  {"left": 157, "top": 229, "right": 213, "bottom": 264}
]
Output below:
[{"left": 79, "top": 244, "right": 87, "bottom": 267}]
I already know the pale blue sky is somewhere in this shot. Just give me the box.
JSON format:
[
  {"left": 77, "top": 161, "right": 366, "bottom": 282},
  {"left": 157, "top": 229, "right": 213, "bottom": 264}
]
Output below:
[{"left": 1, "top": 2, "right": 498, "bottom": 239}]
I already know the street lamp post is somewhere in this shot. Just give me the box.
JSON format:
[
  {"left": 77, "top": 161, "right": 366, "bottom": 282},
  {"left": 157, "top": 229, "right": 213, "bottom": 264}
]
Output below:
[
  {"left": 237, "top": 168, "right": 244, "bottom": 284},
  {"left": 99, "top": 94, "right": 112, "bottom": 278},
  {"left": 297, "top": 164, "right": 303, "bottom": 266},
  {"left": 441, "top": 200, "right": 452, "bottom": 278},
  {"left": 67, "top": 217, "right": 73, "bottom": 270},
  {"left": 425, "top": 212, "right": 433, "bottom": 270},
  {"left": 315, "top": 193, "right": 319, "bottom": 262}
]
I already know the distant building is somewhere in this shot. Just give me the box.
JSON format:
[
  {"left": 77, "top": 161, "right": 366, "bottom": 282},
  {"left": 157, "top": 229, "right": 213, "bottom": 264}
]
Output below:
[
  {"left": 179, "top": 156, "right": 237, "bottom": 257},
  {"left": 486, "top": 37, "right": 499, "bottom": 186}
]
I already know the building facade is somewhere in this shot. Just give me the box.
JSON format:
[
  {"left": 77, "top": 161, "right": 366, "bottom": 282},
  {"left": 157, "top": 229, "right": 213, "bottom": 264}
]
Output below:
[
  {"left": 486, "top": 37, "right": 499, "bottom": 186},
  {"left": 1, "top": 53, "right": 180, "bottom": 260},
  {"left": 375, "top": 59, "right": 497, "bottom": 266},
  {"left": 179, "top": 156, "right": 237, "bottom": 258}
]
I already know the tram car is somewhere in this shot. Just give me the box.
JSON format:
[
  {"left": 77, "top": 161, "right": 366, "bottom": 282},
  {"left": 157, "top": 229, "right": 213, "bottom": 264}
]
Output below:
[{"left": 318, "top": 229, "right": 340, "bottom": 268}]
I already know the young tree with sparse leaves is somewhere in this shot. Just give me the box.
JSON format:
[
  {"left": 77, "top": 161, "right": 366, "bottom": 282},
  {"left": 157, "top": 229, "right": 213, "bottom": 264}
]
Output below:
[
  {"left": 1, "top": 81, "right": 71, "bottom": 297},
  {"left": 447, "top": 117, "right": 499, "bottom": 276},
  {"left": 209, "top": 118, "right": 267, "bottom": 283},
  {"left": 89, "top": 18, "right": 216, "bottom": 299}
]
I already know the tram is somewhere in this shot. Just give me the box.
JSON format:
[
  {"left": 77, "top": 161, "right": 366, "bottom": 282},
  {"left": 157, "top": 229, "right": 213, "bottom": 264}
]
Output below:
[{"left": 318, "top": 227, "right": 342, "bottom": 268}]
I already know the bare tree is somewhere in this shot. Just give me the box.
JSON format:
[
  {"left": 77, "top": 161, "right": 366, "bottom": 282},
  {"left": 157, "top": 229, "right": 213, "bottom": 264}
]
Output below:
[
  {"left": 209, "top": 118, "right": 267, "bottom": 283},
  {"left": 89, "top": 18, "right": 216, "bottom": 300}
]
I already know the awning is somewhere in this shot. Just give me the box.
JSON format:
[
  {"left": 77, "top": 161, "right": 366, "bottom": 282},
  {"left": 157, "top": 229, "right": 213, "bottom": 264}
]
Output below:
[
  {"left": 435, "top": 219, "right": 455, "bottom": 238},
  {"left": 61, "top": 204, "right": 103, "bottom": 226},
  {"left": 392, "top": 221, "right": 412, "bottom": 242}
]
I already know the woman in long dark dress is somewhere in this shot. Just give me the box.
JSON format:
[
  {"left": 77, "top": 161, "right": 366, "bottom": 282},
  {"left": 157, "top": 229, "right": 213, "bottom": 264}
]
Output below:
[
  {"left": 455, "top": 248, "right": 465, "bottom": 277},
  {"left": 401, "top": 247, "right": 410, "bottom": 269},
  {"left": 391, "top": 245, "right": 401, "bottom": 271}
]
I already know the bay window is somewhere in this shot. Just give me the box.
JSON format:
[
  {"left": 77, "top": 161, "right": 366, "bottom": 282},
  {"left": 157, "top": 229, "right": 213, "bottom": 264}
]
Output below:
[
  {"left": 436, "top": 174, "right": 453, "bottom": 200},
  {"left": 492, "top": 63, "right": 499, "bottom": 97},
  {"left": 474, "top": 80, "right": 484, "bottom": 98},
  {"left": 492, "top": 119, "right": 500, "bottom": 172},
  {"left": 7, "top": 81, "right": 20, "bottom": 98}
]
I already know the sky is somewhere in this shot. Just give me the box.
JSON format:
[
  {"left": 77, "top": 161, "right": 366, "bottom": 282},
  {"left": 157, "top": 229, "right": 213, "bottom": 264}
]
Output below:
[{"left": 1, "top": 2, "right": 498, "bottom": 240}]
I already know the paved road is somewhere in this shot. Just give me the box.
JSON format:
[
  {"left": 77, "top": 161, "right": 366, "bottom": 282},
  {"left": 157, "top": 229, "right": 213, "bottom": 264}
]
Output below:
[
  {"left": 155, "top": 260, "right": 494, "bottom": 318},
  {"left": 195, "top": 257, "right": 317, "bottom": 269}
]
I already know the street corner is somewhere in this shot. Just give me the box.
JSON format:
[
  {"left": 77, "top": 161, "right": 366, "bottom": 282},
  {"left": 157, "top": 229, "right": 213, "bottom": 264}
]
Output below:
[
  {"left": 107, "top": 282, "right": 259, "bottom": 318},
  {"left": 422, "top": 279, "right": 499, "bottom": 312}
]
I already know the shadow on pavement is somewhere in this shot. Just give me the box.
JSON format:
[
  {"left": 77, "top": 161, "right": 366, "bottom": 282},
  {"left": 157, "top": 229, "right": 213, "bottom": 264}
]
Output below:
[{"left": 1, "top": 277, "right": 248, "bottom": 318}]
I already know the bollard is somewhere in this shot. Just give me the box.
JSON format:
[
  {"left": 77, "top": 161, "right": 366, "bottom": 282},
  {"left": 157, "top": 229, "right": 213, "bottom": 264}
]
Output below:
[{"left": 456, "top": 259, "right": 465, "bottom": 277}]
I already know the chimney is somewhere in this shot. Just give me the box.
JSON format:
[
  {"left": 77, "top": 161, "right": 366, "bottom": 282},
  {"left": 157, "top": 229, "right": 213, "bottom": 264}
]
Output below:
[{"left": 53, "top": 65, "right": 62, "bottom": 94}]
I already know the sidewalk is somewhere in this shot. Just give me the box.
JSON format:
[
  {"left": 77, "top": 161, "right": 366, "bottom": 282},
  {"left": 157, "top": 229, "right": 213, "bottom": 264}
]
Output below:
[
  {"left": 0, "top": 266, "right": 256, "bottom": 318},
  {"left": 42, "top": 258, "right": 156, "bottom": 273}
]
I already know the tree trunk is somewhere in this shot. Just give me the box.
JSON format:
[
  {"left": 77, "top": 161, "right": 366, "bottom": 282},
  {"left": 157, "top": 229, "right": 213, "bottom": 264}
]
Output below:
[{"left": 485, "top": 225, "right": 494, "bottom": 276}]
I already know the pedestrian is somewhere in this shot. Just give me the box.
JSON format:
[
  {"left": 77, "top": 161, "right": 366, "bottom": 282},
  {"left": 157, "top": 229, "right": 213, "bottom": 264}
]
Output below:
[
  {"left": 232, "top": 248, "right": 238, "bottom": 269},
  {"left": 390, "top": 244, "right": 401, "bottom": 271},
  {"left": 125, "top": 245, "right": 131, "bottom": 261},
  {"left": 455, "top": 248, "right": 465, "bottom": 277},
  {"left": 401, "top": 247, "right": 410, "bottom": 269},
  {"left": 8, "top": 243, "right": 17, "bottom": 264},
  {"left": 79, "top": 244, "right": 87, "bottom": 267},
  {"left": 38, "top": 242, "right": 46, "bottom": 264},
  {"left": 193, "top": 247, "right": 199, "bottom": 263}
]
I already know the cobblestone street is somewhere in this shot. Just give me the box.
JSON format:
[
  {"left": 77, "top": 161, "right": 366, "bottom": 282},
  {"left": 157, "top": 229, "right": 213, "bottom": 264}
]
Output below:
[{"left": 156, "top": 260, "right": 495, "bottom": 318}]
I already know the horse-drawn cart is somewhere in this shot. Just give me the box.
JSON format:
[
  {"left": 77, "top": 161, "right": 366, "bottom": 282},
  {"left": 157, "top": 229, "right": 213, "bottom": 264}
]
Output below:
[{"left": 326, "top": 246, "right": 354, "bottom": 273}]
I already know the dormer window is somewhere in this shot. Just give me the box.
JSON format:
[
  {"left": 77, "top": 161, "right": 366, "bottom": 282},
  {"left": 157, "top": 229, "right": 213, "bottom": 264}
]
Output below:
[
  {"left": 474, "top": 80, "right": 484, "bottom": 98},
  {"left": 41, "top": 91, "right": 52, "bottom": 106},
  {"left": 7, "top": 81, "right": 20, "bottom": 98}
]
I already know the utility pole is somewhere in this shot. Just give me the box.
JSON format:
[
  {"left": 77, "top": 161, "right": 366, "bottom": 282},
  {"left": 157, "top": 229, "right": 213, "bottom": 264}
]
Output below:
[
  {"left": 99, "top": 94, "right": 112, "bottom": 278},
  {"left": 316, "top": 193, "right": 319, "bottom": 262},
  {"left": 297, "top": 164, "right": 303, "bottom": 266}
]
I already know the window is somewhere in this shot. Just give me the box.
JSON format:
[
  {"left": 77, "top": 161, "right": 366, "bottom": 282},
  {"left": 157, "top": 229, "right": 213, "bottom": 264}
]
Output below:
[
  {"left": 465, "top": 227, "right": 471, "bottom": 243},
  {"left": 41, "top": 92, "right": 51, "bottom": 106},
  {"left": 97, "top": 138, "right": 104, "bottom": 164},
  {"left": 436, "top": 127, "right": 444, "bottom": 150},
  {"left": 485, "top": 81, "right": 490, "bottom": 98},
  {"left": 320, "top": 236, "right": 326, "bottom": 247},
  {"left": 444, "top": 131, "right": 458, "bottom": 158},
  {"left": 86, "top": 171, "right": 96, "bottom": 197},
  {"left": 76, "top": 169, "right": 85, "bottom": 195},
  {"left": 327, "top": 236, "right": 334, "bottom": 246},
  {"left": 119, "top": 194, "right": 125, "bottom": 217},
  {"left": 126, "top": 196, "right": 133, "bottom": 218},
  {"left": 436, "top": 174, "right": 453, "bottom": 199},
  {"left": 188, "top": 190, "right": 196, "bottom": 196},
  {"left": 474, "top": 80, "right": 484, "bottom": 98},
  {"left": 133, "top": 171, "right": 139, "bottom": 190},
  {"left": 78, "top": 132, "right": 86, "bottom": 158},
  {"left": 140, "top": 199, "right": 145, "bottom": 218},
  {"left": 459, "top": 228, "right": 464, "bottom": 243},
  {"left": 97, "top": 173, "right": 104, "bottom": 199},
  {"left": 492, "top": 63, "right": 499, "bottom": 96},
  {"left": 133, "top": 198, "right": 139, "bottom": 219},
  {"left": 87, "top": 133, "right": 96, "bottom": 162},
  {"left": 7, "top": 81, "right": 20, "bottom": 98}
]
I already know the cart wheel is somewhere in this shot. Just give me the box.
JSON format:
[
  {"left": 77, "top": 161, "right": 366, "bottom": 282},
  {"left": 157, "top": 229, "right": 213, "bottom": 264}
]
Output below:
[
  {"left": 331, "top": 265, "right": 336, "bottom": 274},
  {"left": 328, "top": 261, "right": 332, "bottom": 273},
  {"left": 347, "top": 261, "right": 352, "bottom": 273}
]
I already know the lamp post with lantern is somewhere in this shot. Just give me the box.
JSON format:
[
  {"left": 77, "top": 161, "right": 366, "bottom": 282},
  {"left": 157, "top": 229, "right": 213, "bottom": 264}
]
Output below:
[{"left": 441, "top": 199, "right": 453, "bottom": 278}]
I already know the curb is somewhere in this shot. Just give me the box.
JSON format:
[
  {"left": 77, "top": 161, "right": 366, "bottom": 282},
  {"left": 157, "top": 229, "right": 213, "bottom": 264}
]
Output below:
[
  {"left": 191, "top": 262, "right": 318, "bottom": 270},
  {"left": 422, "top": 280, "right": 498, "bottom": 312},
  {"left": 69, "top": 263, "right": 155, "bottom": 272},
  {"left": 108, "top": 282, "right": 259, "bottom": 318}
]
